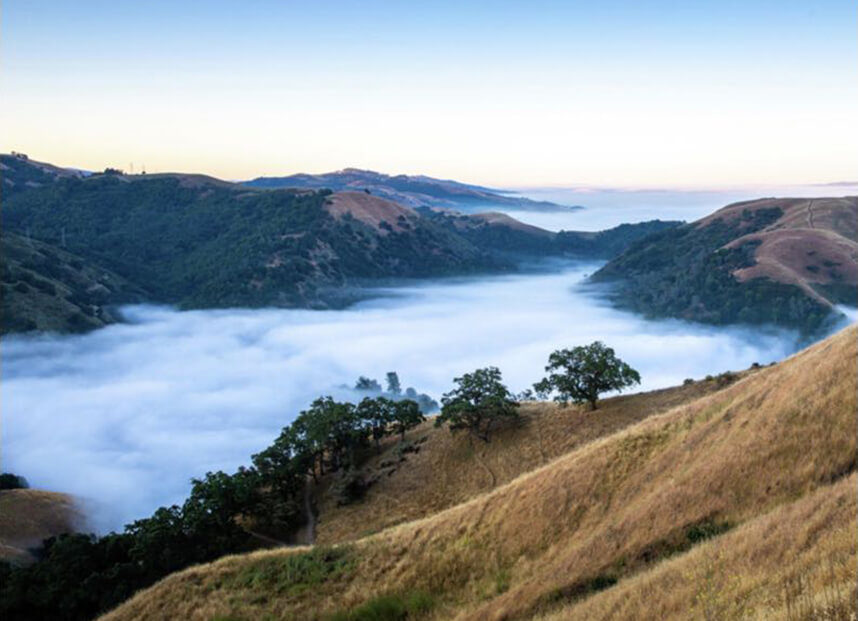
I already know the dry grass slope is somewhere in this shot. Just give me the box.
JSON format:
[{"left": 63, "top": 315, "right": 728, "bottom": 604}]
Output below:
[
  {"left": 315, "top": 375, "right": 747, "bottom": 544},
  {"left": 705, "top": 196, "right": 858, "bottom": 306},
  {"left": 0, "top": 490, "right": 84, "bottom": 565},
  {"left": 101, "top": 325, "right": 857, "bottom": 621}
]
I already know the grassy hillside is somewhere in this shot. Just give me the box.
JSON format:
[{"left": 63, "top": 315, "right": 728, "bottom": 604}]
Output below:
[
  {"left": 592, "top": 196, "right": 858, "bottom": 334},
  {"left": 1, "top": 232, "right": 142, "bottom": 334},
  {"left": 100, "top": 325, "right": 857, "bottom": 621},
  {"left": 313, "top": 373, "right": 746, "bottom": 545},
  {"left": 0, "top": 490, "right": 83, "bottom": 565}
]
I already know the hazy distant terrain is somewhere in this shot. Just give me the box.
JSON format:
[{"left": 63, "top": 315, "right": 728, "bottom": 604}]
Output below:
[{"left": 244, "top": 168, "right": 582, "bottom": 212}]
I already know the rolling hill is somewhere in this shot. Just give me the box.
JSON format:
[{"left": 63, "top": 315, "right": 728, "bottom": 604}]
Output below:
[
  {"left": 591, "top": 196, "right": 858, "bottom": 334},
  {"left": 98, "top": 324, "right": 857, "bottom": 621},
  {"left": 0, "top": 489, "right": 84, "bottom": 565},
  {"left": 1, "top": 156, "right": 677, "bottom": 334},
  {"left": 243, "top": 168, "right": 580, "bottom": 213}
]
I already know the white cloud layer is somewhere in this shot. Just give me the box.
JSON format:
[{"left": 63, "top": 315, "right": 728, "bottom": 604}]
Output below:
[{"left": 4, "top": 262, "right": 842, "bottom": 533}]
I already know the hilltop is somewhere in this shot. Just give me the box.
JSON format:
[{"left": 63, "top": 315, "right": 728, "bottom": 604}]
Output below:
[
  {"left": 0, "top": 155, "right": 676, "bottom": 334},
  {"left": 99, "top": 325, "right": 856, "bottom": 620},
  {"left": 0, "top": 489, "right": 84, "bottom": 565},
  {"left": 243, "top": 168, "right": 580, "bottom": 213},
  {"left": 592, "top": 196, "right": 858, "bottom": 333}
]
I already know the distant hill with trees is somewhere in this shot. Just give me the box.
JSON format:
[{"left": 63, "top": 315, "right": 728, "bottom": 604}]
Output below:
[
  {"left": 243, "top": 167, "right": 580, "bottom": 212},
  {"left": 591, "top": 196, "right": 858, "bottom": 334},
  {"left": 0, "top": 154, "right": 678, "bottom": 334}
]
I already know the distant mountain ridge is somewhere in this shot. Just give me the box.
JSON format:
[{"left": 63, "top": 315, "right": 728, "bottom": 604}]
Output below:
[
  {"left": 243, "top": 168, "right": 582, "bottom": 212},
  {"left": 0, "top": 154, "right": 673, "bottom": 334}
]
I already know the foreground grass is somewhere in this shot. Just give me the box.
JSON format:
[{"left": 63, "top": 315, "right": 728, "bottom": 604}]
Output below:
[{"left": 101, "top": 325, "right": 857, "bottom": 621}]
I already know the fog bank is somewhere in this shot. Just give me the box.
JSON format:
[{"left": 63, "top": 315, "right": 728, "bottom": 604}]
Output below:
[
  {"left": 502, "top": 184, "right": 858, "bottom": 231},
  {"left": 2, "top": 263, "right": 827, "bottom": 532}
]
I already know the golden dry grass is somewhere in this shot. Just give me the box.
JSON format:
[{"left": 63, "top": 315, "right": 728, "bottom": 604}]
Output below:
[
  {"left": 0, "top": 489, "right": 83, "bottom": 564},
  {"left": 315, "top": 375, "right": 738, "bottom": 544},
  {"left": 100, "top": 324, "right": 858, "bottom": 621},
  {"left": 535, "top": 474, "right": 857, "bottom": 620},
  {"left": 700, "top": 196, "right": 858, "bottom": 302}
]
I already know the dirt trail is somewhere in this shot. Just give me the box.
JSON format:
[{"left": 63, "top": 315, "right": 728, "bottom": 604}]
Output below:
[
  {"left": 806, "top": 199, "right": 816, "bottom": 229},
  {"left": 303, "top": 476, "right": 316, "bottom": 544},
  {"left": 469, "top": 437, "right": 497, "bottom": 489}
]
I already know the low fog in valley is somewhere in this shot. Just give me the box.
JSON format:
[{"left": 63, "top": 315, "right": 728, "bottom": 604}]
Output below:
[{"left": 3, "top": 257, "right": 829, "bottom": 532}]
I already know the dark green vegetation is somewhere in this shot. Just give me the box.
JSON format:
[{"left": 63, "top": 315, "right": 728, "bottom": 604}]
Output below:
[
  {"left": 1, "top": 153, "right": 80, "bottom": 198},
  {"left": 425, "top": 210, "right": 678, "bottom": 260},
  {"left": 591, "top": 206, "right": 838, "bottom": 333},
  {"left": 327, "top": 590, "right": 435, "bottom": 621},
  {"left": 534, "top": 342, "right": 641, "bottom": 410},
  {"left": 228, "top": 546, "right": 355, "bottom": 596},
  {"left": 0, "top": 348, "right": 573, "bottom": 620},
  {"left": 1, "top": 232, "right": 142, "bottom": 334},
  {"left": 0, "top": 392, "right": 427, "bottom": 621},
  {"left": 0, "top": 474, "right": 28, "bottom": 491},
  {"left": 435, "top": 367, "right": 520, "bottom": 442},
  {"left": 243, "top": 167, "right": 574, "bottom": 212},
  {"left": 1, "top": 155, "right": 679, "bottom": 334},
  {"left": 353, "top": 371, "right": 438, "bottom": 414}
]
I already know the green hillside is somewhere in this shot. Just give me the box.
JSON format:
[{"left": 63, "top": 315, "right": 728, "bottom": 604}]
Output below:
[
  {"left": 591, "top": 197, "right": 858, "bottom": 334},
  {"left": 1, "top": 232, "right": 141, "bottom": 334},
  {"left": 2, "top": 157, "right": 679, "bottom": 334}
]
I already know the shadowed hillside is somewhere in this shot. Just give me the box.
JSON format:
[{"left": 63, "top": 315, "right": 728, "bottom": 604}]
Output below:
[
  {"left": 592, "top": 196, "right": 858, "bottom": 333},
  {"left": 1, "top": 232, "right": 142, "bottom": 334},
  {"left": 99, "top": 325, "right": 857, "bottom": 621},
  {"left": 1, "top": 155, "right": 678, "bottom": 334}
]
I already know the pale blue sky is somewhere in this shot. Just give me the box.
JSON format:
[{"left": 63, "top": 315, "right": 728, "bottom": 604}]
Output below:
[{"left": 2, "top": 1, "right": 856, "bottom": 185}]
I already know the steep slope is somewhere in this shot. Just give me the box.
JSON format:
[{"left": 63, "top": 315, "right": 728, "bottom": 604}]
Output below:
[
  {"left": 592, "top": 196, "right": 858, "bottom": 333},
  {"left": 313, "top": 373, "right": 748, "bottom": 545},
  {"left": 100, "top": 325, "right": 857, "bottom": 621},
  {"left": 1, "top": 232, "right": 141, "bottom": 334},
  {"left": 0, "top": 490, "right": 84, "bottom": 565},
  {"left": 244, "top": 168, "right": 578, "bottom": 212}
]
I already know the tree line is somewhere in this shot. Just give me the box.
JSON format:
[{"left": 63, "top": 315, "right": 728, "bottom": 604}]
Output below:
[{"left": 0, "top": 344, "right": 640, "bottom": 621}]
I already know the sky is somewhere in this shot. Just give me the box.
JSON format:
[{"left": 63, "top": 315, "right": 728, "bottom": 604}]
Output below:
[{"left": 2, "top": 0, "right": 856, "bottom": 186}]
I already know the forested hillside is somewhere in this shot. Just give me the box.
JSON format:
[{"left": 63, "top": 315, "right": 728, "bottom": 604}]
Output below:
[
  {"left": 592, "top": 196, "right": 858, "bottom": 333},
  {"left": 1, "top": 156, "right": 678, "bottom": 333},
  {"left": 1, "top": 232, "right": 141, "bottom": 334}
]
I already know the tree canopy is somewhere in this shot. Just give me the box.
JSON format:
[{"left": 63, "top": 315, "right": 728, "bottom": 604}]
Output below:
[
  {"left": 435, "top": 367, "right": 519, "bottom": 442},
  {"left": 534, "top": 341, "right": 640, "bottom": 410}
]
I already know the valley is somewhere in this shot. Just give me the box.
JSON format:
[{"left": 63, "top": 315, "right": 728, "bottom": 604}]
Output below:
[{"left": 96, "top": 324, "right": 857, "bottom": 620}]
